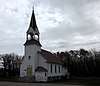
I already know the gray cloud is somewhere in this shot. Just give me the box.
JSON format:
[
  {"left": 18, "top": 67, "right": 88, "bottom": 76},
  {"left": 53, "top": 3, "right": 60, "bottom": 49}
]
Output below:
[
  {"left": 75, "top": 41, "right": 100, "bottom": 46},
  {"left": 37, "top": 0, "right": 100, "bottom": 52},
  {"left": 0, "top": 0, "right": 100, "bottom": 55}
]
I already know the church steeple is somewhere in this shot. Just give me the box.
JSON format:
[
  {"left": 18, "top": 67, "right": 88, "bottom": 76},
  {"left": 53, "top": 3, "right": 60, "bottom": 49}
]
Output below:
[
  {"left": 25, "top": 8, "right": 41, "bottom": 47},
  {"left": 26, "top": 8, "right": 39, "bottom": 41}
]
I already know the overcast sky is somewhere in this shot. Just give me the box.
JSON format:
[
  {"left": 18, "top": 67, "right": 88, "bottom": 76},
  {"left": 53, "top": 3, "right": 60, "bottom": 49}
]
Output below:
[{"left": 0, "top": 0, "right": 100, "bottom": 55}]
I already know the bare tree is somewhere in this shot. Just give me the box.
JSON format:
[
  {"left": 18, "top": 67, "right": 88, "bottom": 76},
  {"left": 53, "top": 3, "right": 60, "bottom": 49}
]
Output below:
[{"left": 1, "top": 53, "right": 22, "bottom": 76}]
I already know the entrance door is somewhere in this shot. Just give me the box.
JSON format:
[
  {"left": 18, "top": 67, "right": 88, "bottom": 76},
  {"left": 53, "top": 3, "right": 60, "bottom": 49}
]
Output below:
[{"left": 27, "top": 67, "right": 32, "bottom": 77}]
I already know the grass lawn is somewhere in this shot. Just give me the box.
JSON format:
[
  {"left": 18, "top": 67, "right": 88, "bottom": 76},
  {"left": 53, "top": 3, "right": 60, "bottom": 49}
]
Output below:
[
  {"left": 55, "top": 77, "right": 100, "bottom": 86},
  {"left": 0, "top": 77, "right": 17, "bottom": 82}
]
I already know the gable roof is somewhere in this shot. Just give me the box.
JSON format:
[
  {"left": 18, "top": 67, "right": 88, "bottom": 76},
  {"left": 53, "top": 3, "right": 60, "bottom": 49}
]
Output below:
[
  {"left": 38, "top": 49, "right": 62, "bottom": 65},
  {"left": 35, "top": 66, "right": 48, "bottom": 72}
]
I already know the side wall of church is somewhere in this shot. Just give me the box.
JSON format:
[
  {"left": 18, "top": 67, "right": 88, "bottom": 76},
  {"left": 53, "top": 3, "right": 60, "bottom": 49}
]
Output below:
[{"left": 47, "top": 63, "right": 66, "bottom": 77}]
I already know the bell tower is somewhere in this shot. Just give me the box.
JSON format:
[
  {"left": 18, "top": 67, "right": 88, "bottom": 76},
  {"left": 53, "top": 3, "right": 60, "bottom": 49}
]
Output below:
[
  {"left": 24, "top": 8, "right": 41, "bottom": 47},
  {"left": 20, "top": 8, "right": 41, "bottom": 78},
  {"left": 26, "top": 8, "right": 39, "bottom": 41}
]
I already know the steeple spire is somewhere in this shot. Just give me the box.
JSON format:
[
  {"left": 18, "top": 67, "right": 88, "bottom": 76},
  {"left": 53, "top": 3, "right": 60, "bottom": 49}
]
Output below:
[
  {"left": 29, "top": 7, "right": 37, "bottom": 31},
  {"left": 26, "top": 8, "right": 39, "bottom": 41}
]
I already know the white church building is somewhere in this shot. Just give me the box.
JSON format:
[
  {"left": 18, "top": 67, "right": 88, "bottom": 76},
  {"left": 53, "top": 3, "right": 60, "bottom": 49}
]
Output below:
[{"left": 20, "top": 9, "right": 68, "bottom": 82}]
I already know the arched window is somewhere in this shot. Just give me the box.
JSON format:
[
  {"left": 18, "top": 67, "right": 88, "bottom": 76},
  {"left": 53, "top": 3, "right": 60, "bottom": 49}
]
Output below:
[{"left": 28, "top": 56, "right": 31, "bottom": 60}]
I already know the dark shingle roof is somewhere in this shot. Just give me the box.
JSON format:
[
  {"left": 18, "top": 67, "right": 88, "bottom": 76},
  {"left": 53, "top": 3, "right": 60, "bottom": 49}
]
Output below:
[
  {"left": 35, "top": 66, "right": 48, "bottom": 72},
  {"left": 38, "top": 49, "right": 62, "bottom": 65}
]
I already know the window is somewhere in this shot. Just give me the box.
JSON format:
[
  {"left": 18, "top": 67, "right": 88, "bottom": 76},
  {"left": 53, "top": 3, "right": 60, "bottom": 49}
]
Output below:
[
  {"left": 51, "top": 64, "right": 52, "bottom": 73},
  {"left": 55, "top": 65, "right": 57, "bottom": 73},
  {"left": 59, "top": 65, "right": 60, "bottom": 73},
  {"left": 28, "top": 56, "right": 31, "bottom": 60},
  {"left": 45, "top": 73, "right": 47, "bottom": 76}
]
